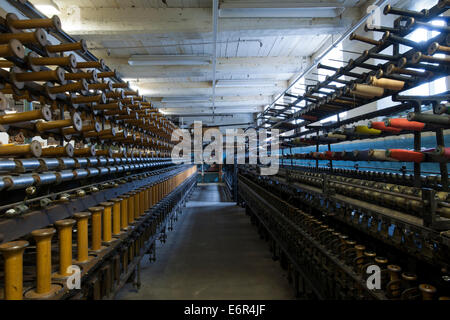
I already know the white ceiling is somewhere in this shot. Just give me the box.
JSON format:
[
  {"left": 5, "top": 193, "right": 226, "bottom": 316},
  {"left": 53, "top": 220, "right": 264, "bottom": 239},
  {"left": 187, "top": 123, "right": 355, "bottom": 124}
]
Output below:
[{"left": 30, "top": 0, "right": 368, "bottom": 127}]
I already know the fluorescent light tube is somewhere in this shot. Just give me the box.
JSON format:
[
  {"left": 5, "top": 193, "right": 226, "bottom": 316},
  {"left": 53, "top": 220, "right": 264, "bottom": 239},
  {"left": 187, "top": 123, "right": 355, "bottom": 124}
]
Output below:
[
  {"left": 215, "top": 80, "right": 276, "bottom": 87},
  {"left": 219, "top": 8, "right": 340, "bottom": 18},
  {"left": 219, "top": 1, "right": 343, "bottom": 18},
  {"left": 128, "top": 55, "right": 212, "bottom": 66},
  {"left": 161, "top": 96, "right": 211, "bottom": 103}
]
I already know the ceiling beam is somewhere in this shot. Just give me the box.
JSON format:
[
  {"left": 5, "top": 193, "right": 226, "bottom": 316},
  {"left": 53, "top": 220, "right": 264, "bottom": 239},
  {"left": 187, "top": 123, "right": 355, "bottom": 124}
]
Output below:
[{"left": 58, "top": 7, "right": 357, "bottom": 39}]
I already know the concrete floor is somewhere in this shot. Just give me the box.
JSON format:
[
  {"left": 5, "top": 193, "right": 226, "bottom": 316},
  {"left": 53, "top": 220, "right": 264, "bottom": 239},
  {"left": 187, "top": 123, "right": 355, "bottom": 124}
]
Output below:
[{"left": 116, "top": 184, "right": 294, "bottom": 300}]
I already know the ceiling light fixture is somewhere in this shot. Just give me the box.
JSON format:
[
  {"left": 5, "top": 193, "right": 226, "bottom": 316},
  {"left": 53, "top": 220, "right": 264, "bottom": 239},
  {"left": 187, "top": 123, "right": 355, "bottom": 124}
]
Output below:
[
  {"left": 161, "top": 96, "right": 211, "bottom": 103},
  {"left": 215, "top": 80, "right": 277, "bottom": 88},
  {"left": 219, "top": 2, "right": 344, "bottom": 18},
  {"left": 128, "top": 55, "right": 212, "bottom": 66}
]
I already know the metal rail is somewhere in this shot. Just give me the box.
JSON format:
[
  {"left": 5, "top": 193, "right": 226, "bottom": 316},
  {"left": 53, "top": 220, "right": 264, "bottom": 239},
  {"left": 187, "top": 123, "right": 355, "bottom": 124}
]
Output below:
[{"left": 0, "top": 165, "right": 193, "bottom": 243}]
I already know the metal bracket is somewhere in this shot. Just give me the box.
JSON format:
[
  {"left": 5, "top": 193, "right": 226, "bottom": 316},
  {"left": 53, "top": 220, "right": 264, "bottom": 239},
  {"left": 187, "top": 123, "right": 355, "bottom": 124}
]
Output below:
[{"left": 422, "top": 188, "right": 450, "bottom": 230}]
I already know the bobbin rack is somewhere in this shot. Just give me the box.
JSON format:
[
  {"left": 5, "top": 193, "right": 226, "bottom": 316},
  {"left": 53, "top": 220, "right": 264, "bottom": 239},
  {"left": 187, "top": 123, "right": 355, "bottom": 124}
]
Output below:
[
  {"left": 234, "top": 0, "right": 450, "bottom": 300},
  {"left": 0, "top": 1, "right": 197, "bottom": 300}
]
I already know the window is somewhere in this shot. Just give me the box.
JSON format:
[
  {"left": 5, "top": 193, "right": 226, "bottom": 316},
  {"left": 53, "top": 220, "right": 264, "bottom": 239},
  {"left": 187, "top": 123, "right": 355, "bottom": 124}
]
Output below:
[
  {"left": 290, "top": 77, "right": 305, "bottom": 97},
  {"left": 402, "top": 19, "right": 448, "bottom": 96},
  {"left": 320, "top": 112, "right": 347, "bottom": 124},
  {"left": 317, "top": 43, "right": 347, "bottom": 123},
  {"left": 318, "top": 43, "right": 343, "bottom": 84}
]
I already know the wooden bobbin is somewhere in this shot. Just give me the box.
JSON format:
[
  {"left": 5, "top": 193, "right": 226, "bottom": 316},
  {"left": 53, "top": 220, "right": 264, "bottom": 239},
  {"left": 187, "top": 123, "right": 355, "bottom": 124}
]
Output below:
[
  {"left": 120, "top": 195, "right": 129, "bottom": 230},
  {"left": 0, "top": 39, "right": 25, "bottom": 59},
  {"left": 428, "top": 42, "right": 450, "bottom": 55},
  {"left": 11, "top": 66, "right": 65, "bottom": 85},
  {"left": 25, "top": 228, "right": 62, "bottom": 299},
  {"left": 63, "top": 121, "right": 100, "bottom": 135},
  {"left": 349, "top": 32, "right": 382, "bottom": 46},
  {"left": 158, "top": 181, "right": 163, "bottom": 202},
  {"left": 41, "top": 144, "right": 74, "bottom": 157},
  {"left": 386, "top": 265, "right": 402, "bottom": 298},
  {"left": 369, "top": 76, "right": 405, "bottom": 91},
  {"left": 412, "top": 51, "right": 450, "bottom": 65},
  {"left": 65, "top": 70, "right": 98, "bottom": 82},
  {"left": 71, "top": 93, "right": 106, "bottom": 105},
  {"left": 0, "top": 60, "right": 14, "bottom": 68},
  {"left": 110, "top": 198, "right": 123, "bottom": 236},
  {"left": 124, "top": 90, "right": 139, "bottom": 97},
  {"left": 133, "top": 191, "right": 140, "bottom": 220},
  {"left": 0, "top": 140, "right": 42, "bottom": 158},
  {"left": 98, "top": 70, "right": 117, "bottom": 79},
  {"left": 95, "top": 149, "right": 113, "bottom": 157},
  {"left": 144, "top": 185, "right": 150, "bottom": 212},
  {"left": 35, "top": 113, "right": 82, "bottom": 133},
  {"left": 92, "top": 101, "right": 123, "bottom": 111},
  {"left": 27, "top": 53, "right": 77, "bottom": 69},
  {"left": 0, "top": 240, "right": 29, "bottom": 300},
  {"left": 0, "top": 29, "right": 47, "bottom": 46},
  {"left": 46, "top": 79, "right": 89, "bottom": 95},
  {"left": 120, "top": 97, "right": 134, "bottom": 105},
  {"left": 99, "top": 202, "right": 115, "bottom": 244},
  {"left": 106, "top": 89, "right": 125, "bottom": 99},
  {"left": 46, "top": 40, "right": 87, "bottom": 54},
  {"left": 0, "top": 106, "right": 52, "bottom": 125},
  {"left": 73, "top": 145, "right": 96, "bottom": 157},
  {"left": 137, "top": 188, "right": 145, "bottom": 216},
  {"left": 350, "top": 84, "right": 384, "bottom": 98},
  {"left": 53, "top": 219, "right": 76, "bottom": 279},
  {"left": 88, "top": 81, "right": 113, "bottom": 92},
  {"left": 76, "top": 59, "right": 105, "bottom": 70},
  {"left": 73, "top": 211, "right": 94, "bottom": 264},
  {"left": 386, "top": 63, "right": 430, "bottom": 78},
  {"left": 88, "top": 206, "right": 106, "bottom": 253},
  {"left": 127, "top": 192, "right": 136, "bottom": 225},
  {"left": 419, "top": 284, "right": 437, "bottom": 300},
  {"left": 112, "top": 82, "right": 129, "bottom": 89},
  {"left": 6, "top": 13, "right": 62, "bottom": 33}
]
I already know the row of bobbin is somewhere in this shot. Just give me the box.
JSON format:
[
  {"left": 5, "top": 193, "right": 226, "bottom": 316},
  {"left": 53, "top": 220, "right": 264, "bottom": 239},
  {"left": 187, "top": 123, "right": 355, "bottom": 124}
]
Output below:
[{"left": 0, "top": 166, "right": 196, "bottom": 299}]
